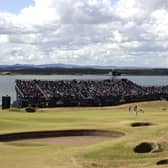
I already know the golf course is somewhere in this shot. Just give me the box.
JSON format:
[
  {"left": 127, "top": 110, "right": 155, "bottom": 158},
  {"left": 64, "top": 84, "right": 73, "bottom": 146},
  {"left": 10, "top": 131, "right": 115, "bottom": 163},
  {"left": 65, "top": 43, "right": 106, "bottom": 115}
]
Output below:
[{"left": 0, "top": 100, "right": 168, "bottom": 168}]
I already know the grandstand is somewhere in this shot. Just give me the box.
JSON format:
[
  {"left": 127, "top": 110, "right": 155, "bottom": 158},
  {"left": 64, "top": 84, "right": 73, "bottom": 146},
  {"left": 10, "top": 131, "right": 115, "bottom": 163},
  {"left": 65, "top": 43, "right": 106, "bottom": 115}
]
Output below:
[{"left": 15, "top": 79, "right": 168, "bottom": 108}]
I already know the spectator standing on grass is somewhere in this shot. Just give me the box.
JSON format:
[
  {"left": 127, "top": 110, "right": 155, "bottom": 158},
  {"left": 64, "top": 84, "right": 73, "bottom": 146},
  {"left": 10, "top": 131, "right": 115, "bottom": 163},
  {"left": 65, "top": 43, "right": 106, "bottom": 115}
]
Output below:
[
  {"left": 134, "top": 105, "right": 138, "bottom": 116},
  {"left": 128, "top": 105, "right": 132, "bottom": 112},
  {"left": 139, "top": 107, "right": 144, "bottom": 113}
]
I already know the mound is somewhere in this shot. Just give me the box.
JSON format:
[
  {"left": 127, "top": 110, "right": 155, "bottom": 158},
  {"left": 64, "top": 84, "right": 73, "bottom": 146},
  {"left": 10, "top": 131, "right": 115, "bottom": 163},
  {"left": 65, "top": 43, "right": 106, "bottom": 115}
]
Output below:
[
  {"left": 131, "top": 122, "right": 153, "bottom": 127},
  {"left": 157, "top": 159, "right": 168, "bottom": 165},
  {"left": 134, "top": 142, "right": 161, "bottom": 153},
  {"left": 25, "top": 107, "right": 36, "bottom": 113},
  {"left": 0, "top": 129, "right": 125, "bottom": 144}
]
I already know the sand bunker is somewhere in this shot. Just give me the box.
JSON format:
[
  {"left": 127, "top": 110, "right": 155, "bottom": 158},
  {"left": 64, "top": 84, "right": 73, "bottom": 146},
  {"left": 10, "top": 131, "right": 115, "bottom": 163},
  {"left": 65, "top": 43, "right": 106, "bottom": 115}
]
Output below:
[
  {"left": 10, "top": 136, "right": 114, "bottom": 145},
  {"left": 157, "top": 159, "right": 168, "bottom": 165},
  {"left": 0, "top": 129, "right": 124, "bottom": 145},
  {"left": 134, "top": 142, "right": 161, "bottom": 153},
  {"left": 131, "top": 122, "right": 153, "bottom": 127}
]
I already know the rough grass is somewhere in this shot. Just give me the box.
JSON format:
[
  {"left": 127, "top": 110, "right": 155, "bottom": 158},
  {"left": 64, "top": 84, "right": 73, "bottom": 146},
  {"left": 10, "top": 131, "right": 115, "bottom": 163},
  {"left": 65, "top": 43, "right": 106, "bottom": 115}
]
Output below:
[{"left": 0, "top": 100, "right": 168, "bottom": 168}]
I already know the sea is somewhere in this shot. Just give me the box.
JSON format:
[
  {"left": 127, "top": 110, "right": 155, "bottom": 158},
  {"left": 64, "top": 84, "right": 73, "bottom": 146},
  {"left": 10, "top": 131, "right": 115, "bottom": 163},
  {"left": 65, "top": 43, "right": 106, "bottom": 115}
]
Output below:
[{"left": 0, "top": 75, "right": 167, "bottom": 104}]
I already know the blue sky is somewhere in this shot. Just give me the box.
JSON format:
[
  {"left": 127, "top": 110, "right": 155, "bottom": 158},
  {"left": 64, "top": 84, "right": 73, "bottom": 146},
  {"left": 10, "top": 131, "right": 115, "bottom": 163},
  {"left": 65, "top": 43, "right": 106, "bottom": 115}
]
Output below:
[
  {"left": 0, "top": 0, "right": 34, "bottom": 13},
  {"left": 0, "top": 0, "right": 118, "bottom": 13}
]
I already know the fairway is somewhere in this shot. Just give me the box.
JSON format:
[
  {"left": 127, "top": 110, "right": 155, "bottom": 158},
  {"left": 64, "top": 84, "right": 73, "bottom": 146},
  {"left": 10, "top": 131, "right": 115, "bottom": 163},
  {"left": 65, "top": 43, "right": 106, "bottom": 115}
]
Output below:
[{"left": 0, "top": 101, "right": 168, "bottom": 168}]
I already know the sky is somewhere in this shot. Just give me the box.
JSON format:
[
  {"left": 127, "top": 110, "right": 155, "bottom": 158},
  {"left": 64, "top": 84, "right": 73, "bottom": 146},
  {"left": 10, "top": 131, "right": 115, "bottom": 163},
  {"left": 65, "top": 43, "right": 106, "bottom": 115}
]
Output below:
[
  {"left": 0, "top": 0, "right": 34, "bottom": 13},
  {"left": 0, "top": 0, "right": 168, "bottom": 67}
]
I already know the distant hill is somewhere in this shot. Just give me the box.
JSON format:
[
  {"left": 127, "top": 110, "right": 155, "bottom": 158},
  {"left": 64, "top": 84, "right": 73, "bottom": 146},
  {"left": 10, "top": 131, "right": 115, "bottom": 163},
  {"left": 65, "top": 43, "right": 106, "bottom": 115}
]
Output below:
[
  {"left": 0, "top": 64, "right": 152, "bottom": 70},
  {"left": 0, "top": 64, "right": 167, "bottom": 75}
]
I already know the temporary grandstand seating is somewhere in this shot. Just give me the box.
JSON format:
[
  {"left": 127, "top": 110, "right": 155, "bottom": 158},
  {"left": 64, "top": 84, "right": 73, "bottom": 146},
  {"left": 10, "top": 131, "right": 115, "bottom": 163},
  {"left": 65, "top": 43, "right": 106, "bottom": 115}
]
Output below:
[{"left": 15, "top": 79, "right": 168, "bottom": 107}]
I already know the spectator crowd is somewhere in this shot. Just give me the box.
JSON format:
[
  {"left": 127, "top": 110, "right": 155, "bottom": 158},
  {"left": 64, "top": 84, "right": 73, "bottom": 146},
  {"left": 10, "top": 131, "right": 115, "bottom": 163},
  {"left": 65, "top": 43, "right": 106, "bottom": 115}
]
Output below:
[{"left": 15, "top": 79, "right": 168, "bottom": 107}]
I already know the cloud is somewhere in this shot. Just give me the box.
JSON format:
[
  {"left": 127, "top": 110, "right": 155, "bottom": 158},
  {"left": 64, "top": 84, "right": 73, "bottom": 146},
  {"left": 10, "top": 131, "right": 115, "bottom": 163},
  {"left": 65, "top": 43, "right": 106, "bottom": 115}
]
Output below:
[
  {"left": 0, "top": 35, "right": 8, "bottom": 43},
  {"left": 0, "top": 0, "right": 167, "bottom": 67}
]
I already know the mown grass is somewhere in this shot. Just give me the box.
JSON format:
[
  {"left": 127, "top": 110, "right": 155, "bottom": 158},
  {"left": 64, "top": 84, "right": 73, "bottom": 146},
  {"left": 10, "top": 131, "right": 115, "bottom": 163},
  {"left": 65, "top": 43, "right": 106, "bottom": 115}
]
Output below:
[{"left": 0, "top": 100, "right": 167, "bottom": 168}]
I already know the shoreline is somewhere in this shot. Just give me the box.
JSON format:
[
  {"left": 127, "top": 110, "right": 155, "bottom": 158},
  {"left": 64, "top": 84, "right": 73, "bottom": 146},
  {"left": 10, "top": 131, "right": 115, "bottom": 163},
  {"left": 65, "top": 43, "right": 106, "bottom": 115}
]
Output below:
[{"left": 0, "top": 73, "right": 168, "bottom": 76}]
